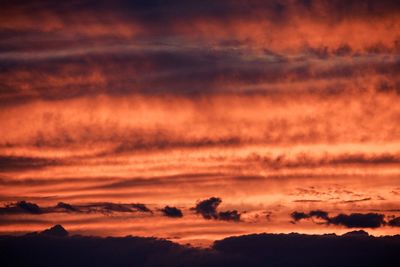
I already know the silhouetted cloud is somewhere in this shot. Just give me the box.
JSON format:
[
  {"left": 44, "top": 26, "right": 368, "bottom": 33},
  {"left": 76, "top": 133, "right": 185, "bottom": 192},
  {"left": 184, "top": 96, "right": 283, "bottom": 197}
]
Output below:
[
  {"left": 290, "top": 211, "right": 310, "bottom": 222},
  {"left": 101, "top": 203, "right": 133, "bottom": 213},
  {"left": 0, "top": 201, "right": 43, "bottom": 215},
  {"left": 16, "top": 201, "right": 42, "bottom": 214},
  {"left": 291, "top": 210, "right": 388, "bottom": 228},
  {"left": 0, "top": 201, "right": 152, "bottom": 216},
  {"left": 131, "top": 203, "right": 152, "bottom": 213},
  {"left": 387, "top": 217, "right": 400, "bottom": 227},
  {"left": 160, "top": 206, "right": 183, "bottom": 218},
  {"left": 309, "top": 210, "right": 329, "bottom": 220},
  {"left": 56, "top": 202, "right": 79, "bottom": 212},
  {"left": 340, "top": 197, "right": 372, "bottom": 203},
  {"left": 2, "top": 225, "right": 400, "bottom": 267},
  {"left": 213, "top": 231, "right": 400, "bottom": 267},
  {"left": 194, "top": 197, "right": 221, "bottom": 219},
  {"left": 193, "top": 197, "right": 242, "bottom": 222},
  {"left": 217, "top": 210, "right": 241, "bottom": 222},
  {"left": 329, "top": 213, "right": 385, "bottom": 228}
]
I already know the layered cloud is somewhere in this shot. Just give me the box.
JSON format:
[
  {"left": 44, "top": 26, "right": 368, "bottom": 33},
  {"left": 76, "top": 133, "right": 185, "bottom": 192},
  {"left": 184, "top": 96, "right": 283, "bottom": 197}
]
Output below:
[
  {"left": 0, "top": 201, "right": 152, "bottom": 215},
  {"left": 1, "top": 0, "right": 400, "bottom": 104},
  {"left": 1, "top": 0, "right": 399, "bottom": 243},
  {"left": 291, "top": 210, "right": 400, "bottom": 228}
]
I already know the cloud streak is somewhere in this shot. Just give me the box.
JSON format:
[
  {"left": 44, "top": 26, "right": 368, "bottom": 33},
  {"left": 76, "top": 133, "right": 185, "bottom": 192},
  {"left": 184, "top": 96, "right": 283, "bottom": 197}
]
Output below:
[{"left": 291, "top": 210, "right": 400, "bottom": 228}]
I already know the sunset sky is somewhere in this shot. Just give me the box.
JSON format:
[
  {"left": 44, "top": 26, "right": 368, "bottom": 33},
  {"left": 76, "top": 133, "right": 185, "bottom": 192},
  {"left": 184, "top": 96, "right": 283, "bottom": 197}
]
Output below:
[{"left": 0, "top": 0, "right": 400, "bottom": 247}]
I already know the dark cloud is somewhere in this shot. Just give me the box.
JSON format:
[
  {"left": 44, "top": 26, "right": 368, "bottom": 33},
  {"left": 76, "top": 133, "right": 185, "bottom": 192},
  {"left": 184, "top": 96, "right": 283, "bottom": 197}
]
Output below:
[
  {"left": 2, "top": 0, "right": 400, "bottom": 29},
  {"left": 193, "top": 197, "right": 242, "bottom": 221},
  {"left": 217, "top": 210, "right": 241, "bottom": 222},
  {"left": 387, "top": 217, "right": 400, "bottom": 227},
  {"left": 0, "top": 177, "right": 113, "bottom": 187},
  {"left": 131, "top": 203, "right": 152, "bottom": 213},
  {"left": 193, "top": 197, "right": 222, "bottom": 219},
  {"left": 93, "top": 173, "right": 224, "bottom": 190},
  {"left": 291, "top": 210, "right": 387, "bottom": 228},
  {"left": 55, "top": 202, "right": 79, "bottom": 212},
  {"left": 0, "top": 0, "right": 399, "bottom": 107},
  {"left": 340, "top": 197, "right": 372, "bottom": 203},
  {"left": 0, "top": 201, "right": 151, "bottom": 215},
  {"left": 0, "top": 201, "right": 43, "bottom": 215},
  {"left": 101, "top": 203, "right": 133, "bottom": 213},
  {"left": 255, "top": 153, "right": 400, "bottom": 170},
  {"left": 0, "top": 156, "right": 60, "bottom": 172},
  {"left": 2, "top": 226, "right": 400, "bottom": 267},
  {"left": 0, "top": 226, "right": 203, "bottom": 267},
  {"left": 16, "top": 201, "right": 42, "bottom": 214},
  {"left": 290, "top": 211, "right": 310, "bottom": 222},
  {"left": 160, "top": 206, "right": 183, "bottom": 218},
  {"left": 329, "top": 213, "right": 386, "bottom": 228},
  {"left": 2, "top": 49, "right": 399, "bottom": 104},
  {"left": 213, "top": 232, "right": 400, "bottom": 267},
  {"left": 83, "top": 202, "right": 154, "bottom": 214},
  {"left": 309, "top": 210, "right": 329, "bottom": 220}
]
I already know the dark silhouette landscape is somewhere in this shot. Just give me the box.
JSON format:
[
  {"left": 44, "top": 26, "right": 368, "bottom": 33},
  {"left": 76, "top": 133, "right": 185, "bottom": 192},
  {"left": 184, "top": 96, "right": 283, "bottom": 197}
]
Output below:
[{"left": 1, "top": 225, "right": 399, "bottom": 267}]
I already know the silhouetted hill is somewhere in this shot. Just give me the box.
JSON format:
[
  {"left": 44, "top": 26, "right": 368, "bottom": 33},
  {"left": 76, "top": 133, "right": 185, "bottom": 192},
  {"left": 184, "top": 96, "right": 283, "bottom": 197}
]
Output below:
[
  {"left": 1, "top": 225, "right": 399, "bottom": 267},
  {"left": 40, "top": 224, "right": 69, "bottom": 237}
]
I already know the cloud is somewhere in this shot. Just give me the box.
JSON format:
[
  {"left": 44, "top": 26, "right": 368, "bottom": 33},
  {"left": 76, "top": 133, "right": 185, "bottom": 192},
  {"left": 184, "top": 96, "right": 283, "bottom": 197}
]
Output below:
[
  {"left": 293, "top": 199, "right": 323, "bottom": 203},
  {"left": 0, "top": 225, "right": 199, "bottom": 267},
  {"left": 291, "top": 210, "right": 331, "bottom": 223},
  {"left": 160, "top": 206, "right": 183, "bottom": 218},
  {"left": 131, "top": 203, "right": 152, "bottom": 213},
  {"left": 193, "top": 197, "right": 221, "bottom": 219},
  {"left": 217, "top": 210, "right": 241, "bottom": 222},
  {"left": 213, "top": 231, "right": 400, "bottom": 267},
  {"left": 387, "top": 217, "right": 400, "bottom": 227},
  {"left": 329, "top": 213, "right": 386, "bottom": 228},
  {"left": 0, "top": 201, "right": 43, "bottom": 215},
  {"left": 82, "top": 202, "right": 153, "bottom": 214},
  {"left": 340, "top": 198, "right": 372, "bottom": 203},
  {"left": 2, "top": 225, "right": 400, "bottom": 267},
  {"left": 98, "top": 203, "right": 133, "bottom": 213},
  {"left": 55, "top": 202, "right": 80, "bottom": 212},
  {"left": 290, "top": 211, "right": 310, "bottom": 222},
  {"left": 0, "top": 156, "right": 60, "bottom": 172},
  {"left": 309, "top": 210, "right": 329, "bottom": 220},
  {"left": 291, "top": 210, "right": 387, "bottom": 228},
  {"left": 0, "top": 201, "right": 152, "bottom": 215},
  {"left": 16, "top": 201, "right": 42, "bottom": 214},
  {"left": 193, "top": 197, "right": 242, "bottom": 221},
  {"left": 1, "top": 0, "right": 400, "bottom": 107}
]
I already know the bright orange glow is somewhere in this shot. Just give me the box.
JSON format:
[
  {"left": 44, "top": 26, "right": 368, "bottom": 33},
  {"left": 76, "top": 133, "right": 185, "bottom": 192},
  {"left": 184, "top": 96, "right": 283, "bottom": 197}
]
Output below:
[{"left": 0, "top": 0, "right": 399, "bottom": 246}]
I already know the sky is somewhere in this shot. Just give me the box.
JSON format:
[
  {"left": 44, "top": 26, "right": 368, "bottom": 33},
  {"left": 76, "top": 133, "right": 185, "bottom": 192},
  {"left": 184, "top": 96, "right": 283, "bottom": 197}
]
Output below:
[{"left": 0, "top": 0, "right": 400, "bottom": 247}]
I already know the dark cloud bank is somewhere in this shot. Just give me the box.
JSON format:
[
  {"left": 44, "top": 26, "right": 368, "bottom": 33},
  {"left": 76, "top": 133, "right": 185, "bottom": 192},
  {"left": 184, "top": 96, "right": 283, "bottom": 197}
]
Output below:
[
  {"left": 291, "top": 210, "right": 400, "bottom": 229},
  {"left": 0, "top": 201, "right": 153, "bottom": 215},
  {"left": 1, "top": 225, "right": 399, "bottom": 267}
]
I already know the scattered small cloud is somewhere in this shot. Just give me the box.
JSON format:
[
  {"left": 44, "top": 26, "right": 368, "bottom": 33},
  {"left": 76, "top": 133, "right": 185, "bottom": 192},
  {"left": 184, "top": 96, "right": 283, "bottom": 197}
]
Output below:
[
  {"left": 193, "top": 197, "right": 242, "bottom": 222},
  {"left": 160, "top": 206, "right": 183, "bottom": 218}
]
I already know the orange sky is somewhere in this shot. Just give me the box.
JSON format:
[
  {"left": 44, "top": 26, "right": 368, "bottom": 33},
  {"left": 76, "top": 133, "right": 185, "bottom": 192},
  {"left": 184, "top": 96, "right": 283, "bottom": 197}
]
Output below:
[{"left": 0, "top": 0, "right": 399, "bottom": 246}]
